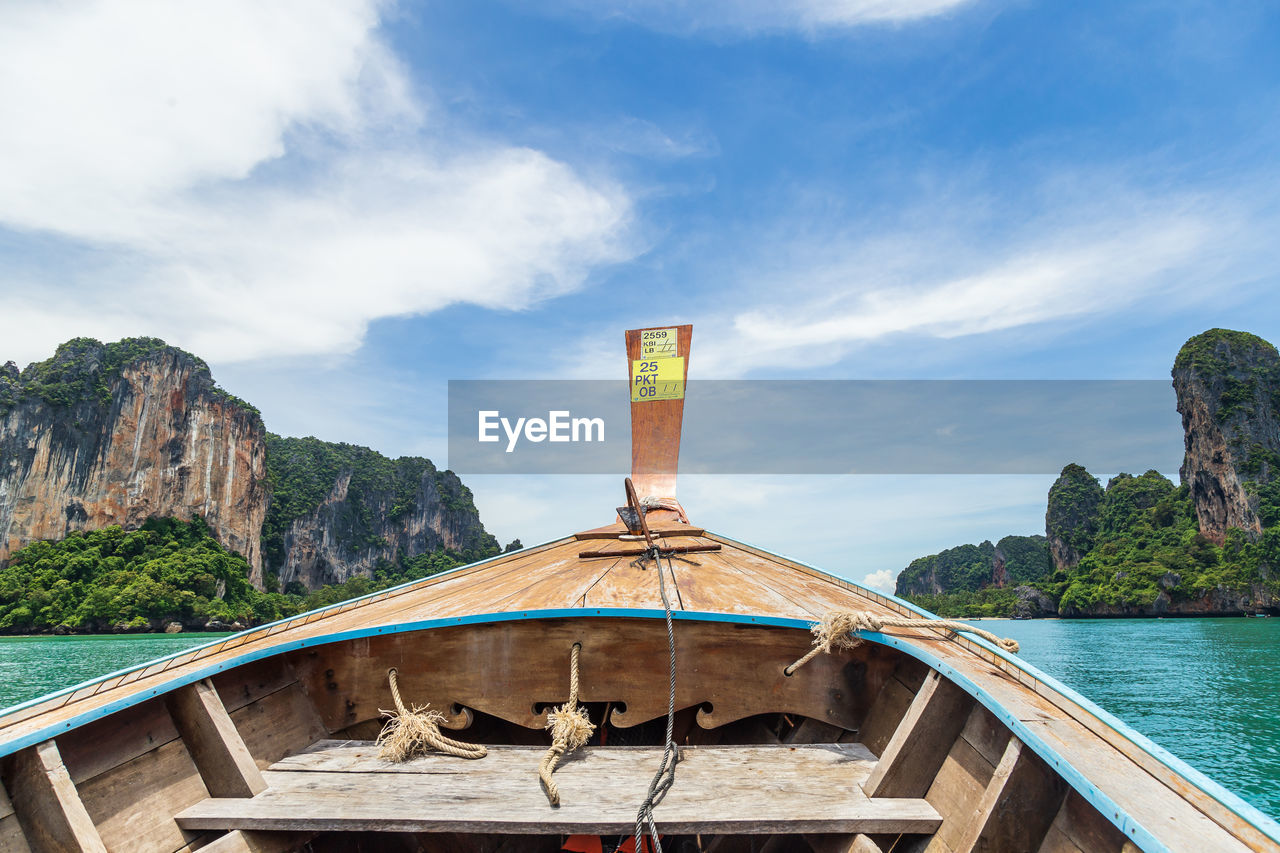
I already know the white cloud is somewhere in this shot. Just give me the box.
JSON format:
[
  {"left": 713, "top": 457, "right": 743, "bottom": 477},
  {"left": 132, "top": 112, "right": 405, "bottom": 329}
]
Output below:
[
  {"left": 702, "top": 211, "right": 1215, "bottom": 376},
  {"left": 552, "top": 0, "right": 979, "bottom": 34},
  {"left": 0, "top": 0, "right": 635, "bottom": 364},
  {"left": 860, "top": 569, "right": 897, "bottom": 592}
]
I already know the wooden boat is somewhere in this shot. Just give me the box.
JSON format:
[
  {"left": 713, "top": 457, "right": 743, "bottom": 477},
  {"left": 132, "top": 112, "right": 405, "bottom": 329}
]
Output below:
[{"left": 1, "top": 325, "right": 1277, "bottom": 853}]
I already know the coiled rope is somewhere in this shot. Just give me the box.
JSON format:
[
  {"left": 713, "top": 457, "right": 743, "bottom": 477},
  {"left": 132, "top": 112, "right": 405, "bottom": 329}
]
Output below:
[
  {"left": 538, "top": 642, "right": 596, "bottom": 806},
  {"left": 633, "top": 544, "right": 679, "bottom": 853},
  {"left": 784, "top": 610, "right": 1020, "bottom": 676},
  {"left": 377, "top": 668, "right": 488, "bottom": 761}
]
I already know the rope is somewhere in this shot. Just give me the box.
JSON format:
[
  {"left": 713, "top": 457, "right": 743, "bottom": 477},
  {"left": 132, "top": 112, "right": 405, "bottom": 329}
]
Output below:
[
  {"left": 634, "top": 544, "right": 679, "bottom": 853},
  {"left": 377, "top": 668, "right": 488, "bottom": 760},
  {"left": 784, "top": 610, "right": 1020, "bottom": 676},
  {"left": 539, "top": 642, "right": 596, "bottom": 806}
]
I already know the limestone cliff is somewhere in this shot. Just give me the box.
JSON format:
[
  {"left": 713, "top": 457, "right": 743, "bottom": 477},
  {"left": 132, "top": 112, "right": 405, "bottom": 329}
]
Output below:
[
  {"left": 262, "top": 435, "right": 500, "bottom": 589},
  {"left": 0, "top": 339, "right": 269, "bottom": 583},
  {"left": 895, "top": 535, "right": 1051, "bottom": 598},
  {"left": 1045, "top": 463, "right": 1104, "bottom": 572},
  {"left": 0, "top": 338, "right": 501, "bottom": 592},
  {"left": 1173, "top": 329, "right": 1280, "bottom": 544}
]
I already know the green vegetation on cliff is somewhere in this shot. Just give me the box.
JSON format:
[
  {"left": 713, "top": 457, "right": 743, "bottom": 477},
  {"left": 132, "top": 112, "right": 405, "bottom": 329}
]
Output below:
[
  {"left": 261, "top": 434, "right": 499, "bottom": 584},
  {"left": 1050, "top": 473, "right": 1280, "bottom": 614},
  {"left": 0, "top": 337, "right": 259, "bottom": 418},
  {"left": 0, "top": 517, "right": 473, "bottom": 635},
  {"left": 902, "top": 468, "right": 1280, "bottom": 618},
  {"left": 897, "top": 535, "right": 1050, "bottom": 596},
  {"left": 0, "top": 518, "right": 281, "bottom": 633},
  {"left": 1175, "top": 329, "right": 1280, "bottom": 424},
  {"left": 899, "top": 328, "right": 1280, "bottom": 619}
]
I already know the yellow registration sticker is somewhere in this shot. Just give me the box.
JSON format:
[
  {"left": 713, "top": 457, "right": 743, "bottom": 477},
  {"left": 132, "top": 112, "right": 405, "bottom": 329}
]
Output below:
[
  {"left": 639, "top": 327, "right": 679, "bottom": 359},
  {"left": 631, "top": 357, "right": 685, "bottom": 402}
]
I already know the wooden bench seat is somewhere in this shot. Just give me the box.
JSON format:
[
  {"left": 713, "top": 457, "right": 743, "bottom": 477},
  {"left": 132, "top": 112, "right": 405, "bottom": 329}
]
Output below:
[{"left": 176, "top": 740, "right": 941, "bottom": 835}]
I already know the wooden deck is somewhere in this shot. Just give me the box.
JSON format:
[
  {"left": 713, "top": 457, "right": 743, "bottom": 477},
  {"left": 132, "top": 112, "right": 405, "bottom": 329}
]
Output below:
[{"left": 176, "top": 740, "right": 941, "bottom": 835}]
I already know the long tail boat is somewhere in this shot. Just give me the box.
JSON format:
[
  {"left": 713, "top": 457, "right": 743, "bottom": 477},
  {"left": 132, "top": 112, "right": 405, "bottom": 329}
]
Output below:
[{"left": 1, "top": 325, "right": 1277, "bottom": 853}]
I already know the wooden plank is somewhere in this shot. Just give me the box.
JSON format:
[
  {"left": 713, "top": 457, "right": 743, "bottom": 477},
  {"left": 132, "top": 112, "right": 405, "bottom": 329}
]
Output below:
[
  {"left": 57, "top": 696, "right": 182, "bottom": 786},
  {"left": 578, "top": 540, "right": 722, "bottom": 559},
  {"left": 574, "top": 523, "right": 706, "bottom": 540},
  {"left": 167, "top": 679, "right": 267, "bottom": 798},
  {"left": 950, "top": 736, "right": 1066, "bottom": 853},
  {"left": 922, "top": 736, "right": 998, "bottom": 853},
  {"left": 288, "top": 619, "right": 871, "bottom": 734},
  {"left": 957, "top": 702, "right": 1011, "bottom": 770},
  {"left": 580, "top": 557, "right": 671, "bottom": 609},
  {"left": 76, "top": 736, "right": 207, "bottom": 853},
  {"left": 1037, "top": 791, "right": 1131, "bottom": 853},
  {"left": 229, "top": 683, "right": 327, "bottom": 772},
  {"left": 0, "top": 814, "right": 32, "bottom": 853},
  {"left": 0, "top": 783, "right": 31, "bottom": 853},
  {"left": 857, "top": 675, "right": 915, "bottom": 758},
  {"left": 666, "top": 552, "right": 810, "bottom": 618},
  {"left": 178, "top": 742, "right": 939, "bottom": 835},
  {"left": 0, "top": 740, "right": 106, "bottom": 853},
  {"left": 863, "top": 671, "right": 973, "bottom": 799}
]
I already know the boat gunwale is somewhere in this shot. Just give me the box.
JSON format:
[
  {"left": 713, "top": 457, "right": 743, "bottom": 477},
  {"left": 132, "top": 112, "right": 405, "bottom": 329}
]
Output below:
[
  {"left": 0, "top": 532, "right": 1275, "bottom": 851},
  {"left": 706, "top": 531, "right": 1280, "bottom": 851}
]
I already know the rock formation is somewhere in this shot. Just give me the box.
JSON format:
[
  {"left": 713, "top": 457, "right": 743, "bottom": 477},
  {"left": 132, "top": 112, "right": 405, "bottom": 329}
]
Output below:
[
  {"left": 1045, "top": 463, "right": 1104, "bottom": 572},
  {"left": 895, "top": 535, "right": 1050, "bottom": 598},
  {"left": 1173, "top": 329, "right": 1280, "bottom": 544},
  {"left": 0, "top": 339, "right": 269, "bottom": 583},
  {"left": 262, "top": 436, "right": 499, "bottom": 589},
  {"left": 0, "top": 338, "right": 500, "bottom": 591}
]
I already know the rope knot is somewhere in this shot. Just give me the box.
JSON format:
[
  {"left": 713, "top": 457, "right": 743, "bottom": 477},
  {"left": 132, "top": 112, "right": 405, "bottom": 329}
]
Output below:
[
  {"left": 539, "top": 643, "right": 595, "bottom": 806},
  {"left": 377, "top": 668, "right": 487, "bottom": 761},
  {"left": 547, "top": 705, "right": 594, "bottom": 752},
  {"left": 785, "top": 610, "right": 1019, "bottom": 676}
]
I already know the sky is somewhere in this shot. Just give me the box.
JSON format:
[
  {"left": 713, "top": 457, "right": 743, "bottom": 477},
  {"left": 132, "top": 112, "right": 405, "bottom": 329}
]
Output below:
[{"left": 3, "top": 0, "right": 1280, "bottom": 592}]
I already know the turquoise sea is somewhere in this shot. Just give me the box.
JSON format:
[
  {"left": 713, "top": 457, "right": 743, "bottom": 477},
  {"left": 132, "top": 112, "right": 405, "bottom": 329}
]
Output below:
[{"left": 0, "top": 619, "right": 1276, "bottom": 819}]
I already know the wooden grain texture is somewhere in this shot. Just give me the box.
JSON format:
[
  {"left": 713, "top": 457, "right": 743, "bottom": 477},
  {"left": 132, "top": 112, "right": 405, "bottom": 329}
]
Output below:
[
  {"left": 857, "top": 674, "right": 915, "bottom": 758},
  {"left": 0, "top": 783, "right": 31, "bottom": 853},
  {"left": 177, "top": 741, "right": 940, "bottom": 835},
  {"left": 921, "top": 736, "right": 997, "bottom": 853},
  {"left": 574, "top": 522, "right": 705, "bottom": 540},
  {"left": 1, "top": 740, "right": 106, "bottom": 853},
  {"left": 1036, "top": 790, "right": 1131, "bottom": 853},
  {"left": 76, "top": 736, "right": 207, "bottom": 853},
  {"left": 56, "top": 696, "right": 181, "bottom": 786},
  {"left": 950, "top": 736, "right": 1066, "bottom": 853},
  {"left": 167, "top": 679, "right": 267, "bottom": 798},
  {"left": 863, "top": 671, "right": 973, "bottom": 799},
  {"left": 228, "top": 683, "right": 327, "bottom": 772},
  {"left": 627, "top": 324, "right": 692, "bottom": 501},
  {"left": 0, "top": 814, "right": 31, "bottom": 853},
  {"left": 288, "top": 618, "right": 878, "bottom": 734}
]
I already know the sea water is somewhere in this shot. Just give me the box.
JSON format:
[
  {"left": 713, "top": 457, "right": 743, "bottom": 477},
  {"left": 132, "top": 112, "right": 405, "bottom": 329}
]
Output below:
[
  {"left": 988, "top": 617, "right": 1280, "bottom": 819},
  {"left": 0, "top": 620, "right": 1276, "bottom": 819}
]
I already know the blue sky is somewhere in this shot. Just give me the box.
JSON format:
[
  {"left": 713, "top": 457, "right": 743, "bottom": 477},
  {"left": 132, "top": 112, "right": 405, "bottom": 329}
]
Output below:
[{"left": 2, "top": 0, "right": 1279, "bottom": 589}]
